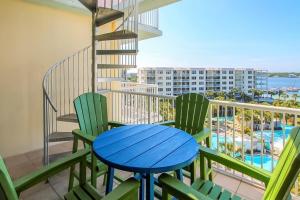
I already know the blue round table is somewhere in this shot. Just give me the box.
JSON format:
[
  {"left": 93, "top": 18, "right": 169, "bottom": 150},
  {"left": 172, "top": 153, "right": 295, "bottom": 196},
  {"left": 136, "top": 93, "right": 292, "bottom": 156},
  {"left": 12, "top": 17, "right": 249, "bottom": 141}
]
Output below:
[{"left": 93, "top": 124, "right": 199, "bottom": 200}]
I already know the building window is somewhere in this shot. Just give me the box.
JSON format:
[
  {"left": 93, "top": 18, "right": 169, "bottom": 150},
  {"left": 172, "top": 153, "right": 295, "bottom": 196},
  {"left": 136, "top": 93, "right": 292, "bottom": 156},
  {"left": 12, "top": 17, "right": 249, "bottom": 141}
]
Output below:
[
  {"left": 166, "top": 82, "right": 172, "bottom": 86},
  {"left": 157, "top": 82, "right": 163, "bottom": 86},
  {"left": 222, "top": 87, "right": 227, "bottom": 90},
  {"left": 192, "top": 76, "right": 197, "bottom": 80},
  {"left": 229, "top": 71, "right": 234, "bottom": 74},
  {"left": 192, "top": 87, "right": 197, "bottom": 91},
  {"left": 166, "top": 76, "right": 172, "bottom": 80},
  {"left": 158, "top": 70, "right": 163, "bottom": 74},
  {"left": 222, "top": 76, "right": 227, "bottom": 79},
  {"left": 199, "top": 76, "right": 204, "bottom": 80},
  {"left": 229, "top": 81, "right": 234, "bottom": 84},
  {"left": 192, "top": 70, "right": 197, "bottom": 74},
  {"left": 158, "top": 88, "right": 163, "bottom": 92},
  {"left": 199, "top": 87, "right": 204, "bottom": 90},
  {"left": 166, "top": 88, "right": 172, "bottom": 91},
  {"left": 248, "top": 71, "right": 253, "bottom": 74},
  {"left": 229, "top": 76, "right": 234, "bottom": 79},
  {"left": 158, "top": 76, "right": 163, "bottom": 80},
  {"left": 248, "top": 81, "right": 252, "bottom": 84},
  {"left": 191, "top": 82, "right": 196, "bottom": 85},
  {"left": 248, "top": 76, "right": 253, "bottom": 79},
  {"left": 222, "top": 71, "right": 227, "bottom": 74},
  {"left": 222, "top": 81, "right": 226, "bottom": 84},
  {"left": 199, "top": 70, "right": 204, "bottom": 74},
  {"left": 166, "top": 70, "right": 171, "bottom": 74},
  {"left": 229, "top": 86, "right": 233, "bottom": 90}
]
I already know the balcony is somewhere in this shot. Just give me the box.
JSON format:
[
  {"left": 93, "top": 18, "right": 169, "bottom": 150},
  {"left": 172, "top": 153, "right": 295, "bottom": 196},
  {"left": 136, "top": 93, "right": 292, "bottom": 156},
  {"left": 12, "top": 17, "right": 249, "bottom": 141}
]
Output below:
[
  {"left": 8, "top": 90, "right": 300, "bottom": 199},
  {"left": 138, "top": 9, "right": 162, "bottom": 40}
]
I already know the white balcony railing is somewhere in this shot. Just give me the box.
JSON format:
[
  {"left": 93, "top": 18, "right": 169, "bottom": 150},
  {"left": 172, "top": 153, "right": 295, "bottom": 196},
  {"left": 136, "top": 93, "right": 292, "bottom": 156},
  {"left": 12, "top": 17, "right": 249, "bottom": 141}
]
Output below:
[
  {"left": 103, "top": 90, "right": 300, "bottom": 196},
  {"left": 119, "top": 82, "right": 158, "bottom": 93},
  {"left": 138, "top": 9, "right": 159, "bottom": 29}
]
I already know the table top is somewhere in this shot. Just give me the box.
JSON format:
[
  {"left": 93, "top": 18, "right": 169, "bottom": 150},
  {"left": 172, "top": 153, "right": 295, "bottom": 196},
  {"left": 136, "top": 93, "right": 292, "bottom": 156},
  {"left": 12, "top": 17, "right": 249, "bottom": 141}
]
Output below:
[{"left": 93, "top": 124, "right": 199, "bottom": 174}]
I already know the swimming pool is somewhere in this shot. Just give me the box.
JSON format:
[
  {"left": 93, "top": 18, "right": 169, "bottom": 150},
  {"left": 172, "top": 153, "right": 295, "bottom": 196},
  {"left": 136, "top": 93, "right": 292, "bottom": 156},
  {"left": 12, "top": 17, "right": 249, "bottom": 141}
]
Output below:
[
  {"left": 244, "top": 154, "right": 278, "bottom": 172},
  {"left": 254, "top": 125, "right": 294, "bottom": 143},
  {"left": 211, "top": 126, "right": 294, "bottom": 171}
]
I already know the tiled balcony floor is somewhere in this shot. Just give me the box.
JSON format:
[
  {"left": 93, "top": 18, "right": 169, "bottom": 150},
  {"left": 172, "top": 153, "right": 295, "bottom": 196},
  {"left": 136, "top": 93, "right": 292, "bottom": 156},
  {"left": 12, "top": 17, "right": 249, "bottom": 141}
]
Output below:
[{"left": 4, "top": 142, "right": 266, "bottom": 200}]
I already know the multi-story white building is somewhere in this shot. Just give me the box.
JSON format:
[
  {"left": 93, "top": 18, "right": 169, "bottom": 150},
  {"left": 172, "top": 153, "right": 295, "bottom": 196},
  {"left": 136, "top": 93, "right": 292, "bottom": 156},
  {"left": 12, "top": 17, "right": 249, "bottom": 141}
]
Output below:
[{"left": 138, "top": 67, "right": 268, "bottom": 96}]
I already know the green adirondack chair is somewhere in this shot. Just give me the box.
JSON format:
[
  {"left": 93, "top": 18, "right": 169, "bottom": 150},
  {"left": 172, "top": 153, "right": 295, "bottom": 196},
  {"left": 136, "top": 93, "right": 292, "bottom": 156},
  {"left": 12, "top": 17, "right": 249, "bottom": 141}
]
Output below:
[
  {"left": 0, "top": 149, "right": 139, "bottom": 200},
  {"left": 69, "top": 92, "right": 125, "bottom": 190},
  {"left": 160, "top": 93, "right": 211, "bottom": 183},
  {"left": 158, "top": 126, "right": 300, "bottom": 200}
]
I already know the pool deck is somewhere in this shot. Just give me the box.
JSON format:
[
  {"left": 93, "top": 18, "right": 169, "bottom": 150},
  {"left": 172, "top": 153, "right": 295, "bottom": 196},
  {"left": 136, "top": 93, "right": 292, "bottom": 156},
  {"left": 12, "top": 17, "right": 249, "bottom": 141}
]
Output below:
[{"left": 3, "top": 141, "right": 297, "bottom": 200}]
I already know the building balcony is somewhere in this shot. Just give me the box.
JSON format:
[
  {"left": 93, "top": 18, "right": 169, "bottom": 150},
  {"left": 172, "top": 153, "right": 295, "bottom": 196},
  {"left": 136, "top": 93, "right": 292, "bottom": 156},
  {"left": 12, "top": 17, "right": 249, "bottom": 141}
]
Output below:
[
  {"left": 138, "top": 9, "right": 163, "bottom": 40},
  {"left": 7, "top": 90, "right": 300, "bottom": 199}
]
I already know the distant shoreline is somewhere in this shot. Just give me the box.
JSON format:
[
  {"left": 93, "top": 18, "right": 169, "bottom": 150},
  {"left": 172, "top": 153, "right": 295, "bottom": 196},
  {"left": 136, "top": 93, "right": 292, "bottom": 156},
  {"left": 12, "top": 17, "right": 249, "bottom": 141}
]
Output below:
[{"left": 269, "top": 72, "right": 300, "bottom": 78}]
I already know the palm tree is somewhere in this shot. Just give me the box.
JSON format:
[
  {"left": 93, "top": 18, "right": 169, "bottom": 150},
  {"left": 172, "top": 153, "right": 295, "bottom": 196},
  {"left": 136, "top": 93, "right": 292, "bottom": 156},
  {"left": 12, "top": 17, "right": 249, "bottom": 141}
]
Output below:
[
  {"left": 278, "top": 90, "right": 285, "bottom": 100},
  {"left": 292, "top": 93, "right": 299, "bottom": 102},
  {"left": 250, "top": 88, "right": 258, "bottom": 99},
  {"left": 268, "top": 90, "right": 276, "bottom": 98},
  {"left": 282, "top": 94, "right": 289, "bottom": 101}
]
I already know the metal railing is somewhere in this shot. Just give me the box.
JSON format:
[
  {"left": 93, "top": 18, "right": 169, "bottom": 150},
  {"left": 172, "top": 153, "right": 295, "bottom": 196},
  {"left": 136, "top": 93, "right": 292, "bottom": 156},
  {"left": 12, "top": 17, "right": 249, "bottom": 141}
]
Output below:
[
  {"left": 119, "top": 82, "right": 158, "bottom": 93},
  {"left": 104, "top": 90, "right": 300, "bottom": 195},
  {"left": 43, "top": 0, "right": 139, "bottom": 164},
  {"left": 96, "top": 0, "right": 139, "bottom": 91},
  {"left": 138, "top": 9, "right": 159, "bottom": 29},
  {"left": 43, "top": 46, "right": 92, "bottom": 164}
]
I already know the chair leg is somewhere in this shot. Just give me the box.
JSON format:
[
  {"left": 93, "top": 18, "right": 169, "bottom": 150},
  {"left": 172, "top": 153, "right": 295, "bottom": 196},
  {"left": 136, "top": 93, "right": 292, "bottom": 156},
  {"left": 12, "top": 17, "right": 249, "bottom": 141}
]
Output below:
[
  {"left": 102, "top": 173, "right": 107, "bottom": 186},
  {"left": 206, "top": 136, "right": 213, "bottom": 181},
  {"left": 162, "top": 189, "right": 171, "bottom": 200},
  {"left": 190, "top": 161, "right": 196, "bottom": 184},
  {"left": 68, "top": 137, "right": 78, "bottom": 191},
  {"left": 91, "top": 153, "right": 97, "bottom": 188}
]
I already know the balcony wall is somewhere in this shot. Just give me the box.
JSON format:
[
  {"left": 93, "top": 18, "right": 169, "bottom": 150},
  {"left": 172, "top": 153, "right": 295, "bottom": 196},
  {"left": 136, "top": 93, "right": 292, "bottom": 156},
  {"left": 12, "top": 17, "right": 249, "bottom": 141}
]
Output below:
[{"left": 0, "top": 0, "right": 91, "bottom": 157}]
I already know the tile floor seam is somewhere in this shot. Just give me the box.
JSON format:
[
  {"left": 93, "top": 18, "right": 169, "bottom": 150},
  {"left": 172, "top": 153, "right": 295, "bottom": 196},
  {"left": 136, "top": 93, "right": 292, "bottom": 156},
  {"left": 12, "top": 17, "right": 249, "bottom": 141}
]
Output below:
[{"left": 235, "top": 180, "right": 242, "bottom": 194}]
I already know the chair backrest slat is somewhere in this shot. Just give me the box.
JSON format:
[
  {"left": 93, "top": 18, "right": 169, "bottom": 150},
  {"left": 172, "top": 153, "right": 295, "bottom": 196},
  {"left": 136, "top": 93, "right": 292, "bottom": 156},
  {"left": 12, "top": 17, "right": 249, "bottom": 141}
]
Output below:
[
  {"left": 264, "top": 127, "right": 300, "bottom": 200},
  {"left": 175, "top": 93, "right": 209, "bottom": 135},
  {"left": 74, "top": 93, "right": 109, "bottom": 136},
  {"left": 0, "top": 157, "right": 18, "bottom": 200}
]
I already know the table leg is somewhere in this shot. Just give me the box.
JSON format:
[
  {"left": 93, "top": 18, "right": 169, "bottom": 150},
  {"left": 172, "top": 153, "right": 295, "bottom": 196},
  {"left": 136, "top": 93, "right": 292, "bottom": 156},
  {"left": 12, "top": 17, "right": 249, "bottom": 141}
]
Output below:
[
  {"left": 146, "top": 173, "right": 154, "bottom": 200},
  {"left": 140, "top": 175, "right": 145, "bottom": 200},
  {"left": 105, "top": 167, "right": 114, "bottom": 195},
  {"left": 175, "top": 169, "right": 183, "bottom": 181}
]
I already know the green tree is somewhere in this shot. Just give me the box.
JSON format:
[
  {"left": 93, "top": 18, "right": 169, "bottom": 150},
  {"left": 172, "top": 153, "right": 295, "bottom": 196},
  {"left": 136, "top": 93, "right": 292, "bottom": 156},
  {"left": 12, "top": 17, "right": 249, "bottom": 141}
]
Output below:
[
  {"left": 292, "top": 93, "right": 299, "bottom": 102},
  {"left": 278, "top": 90, "right": 286, "bottom": 100},
  {"left": 159, "top": 100, "right": 175, "bottom": 121},
  {"left": 268, "top": 90, "right": 276, "bottom": 98}
]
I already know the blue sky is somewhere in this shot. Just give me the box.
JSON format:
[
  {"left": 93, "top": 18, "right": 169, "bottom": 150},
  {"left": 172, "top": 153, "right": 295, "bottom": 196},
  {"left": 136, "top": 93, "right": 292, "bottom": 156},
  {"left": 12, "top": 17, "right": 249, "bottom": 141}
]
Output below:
[{"left": 137, "top": 0, "right": 300, "bottom": 72}]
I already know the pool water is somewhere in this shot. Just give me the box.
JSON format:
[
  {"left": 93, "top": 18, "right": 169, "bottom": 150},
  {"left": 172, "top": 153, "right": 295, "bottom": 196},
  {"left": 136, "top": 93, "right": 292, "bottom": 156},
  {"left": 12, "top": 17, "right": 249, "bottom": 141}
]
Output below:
[
  {"left": 244, "top": 155, "right": 278, "bottom": 172},
  {"left": 211, "top": 125, "right": 294, "bottom": 171}
]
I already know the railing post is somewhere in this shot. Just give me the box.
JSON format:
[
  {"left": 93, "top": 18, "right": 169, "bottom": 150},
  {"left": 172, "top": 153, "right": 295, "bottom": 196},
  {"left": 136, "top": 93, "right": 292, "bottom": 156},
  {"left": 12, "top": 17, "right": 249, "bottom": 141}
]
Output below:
[
  {"left": 148, "top": 96, "right": 151, "bottom": 124},
  {"left": 208, "top": 103, "right": 212, "bottom": 133},
  {"left": 91, "top": 12, "right": 96, "bottom": 93},
  {"left": 43, "top": 92, "right": 49, "bottom": 165}
]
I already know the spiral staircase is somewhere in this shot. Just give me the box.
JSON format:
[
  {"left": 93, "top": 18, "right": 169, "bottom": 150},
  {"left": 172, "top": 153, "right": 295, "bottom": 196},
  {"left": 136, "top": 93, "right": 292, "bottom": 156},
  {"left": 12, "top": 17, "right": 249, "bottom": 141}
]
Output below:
[{"left": 42, "top": 0, "right": 138, "bottom": 164}]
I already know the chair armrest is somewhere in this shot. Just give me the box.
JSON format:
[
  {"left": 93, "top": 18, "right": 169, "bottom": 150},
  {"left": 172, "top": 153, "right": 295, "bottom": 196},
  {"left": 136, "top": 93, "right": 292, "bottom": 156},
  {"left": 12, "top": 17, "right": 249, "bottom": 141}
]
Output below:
[
  {"left": 193, "top": 128, "right": 211, "bottom": 143},
  {"left": 102, "top": 178, "right": 140, "bottom": 200},
  {"left": 72, "top": 129, "right": 96, "bottom": 145},
  {"left": 156, "top": 120, "right": 175, "bottom": 126},
  {"left": 108, "top": 121, "right": 126, "bottom": 128},
  {"left": 14, "top": 149, "right": 89, "bottom": 193},
  {"left": 158, "top": 173, "right": 212, "bottom": 200},
  {"left": 199, "top": 146, "right": 272, "bottom": 185}
]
